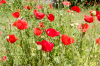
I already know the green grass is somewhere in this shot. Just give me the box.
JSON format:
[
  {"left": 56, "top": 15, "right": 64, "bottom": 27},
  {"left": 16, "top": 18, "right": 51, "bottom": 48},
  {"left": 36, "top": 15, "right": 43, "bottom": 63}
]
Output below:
[{"left": 0, "top": 0, "right": 100, "bottom": 66}]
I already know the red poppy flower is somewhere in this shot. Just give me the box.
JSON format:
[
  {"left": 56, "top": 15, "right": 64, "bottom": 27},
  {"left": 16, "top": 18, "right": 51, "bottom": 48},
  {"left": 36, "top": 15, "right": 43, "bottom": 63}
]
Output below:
[
  {"left": 33, "top": 10, "right": 45, "bottom": 19},
  {"left": 62, "top": 1, "right": 71, "bottom": 6},
  {"left": 97, "top": 13, "right": 100, "bottom": 21},
  {"left": 87, "top": 3, "right": 89, "bottom": 5},
  {"left": 12, "top": 19, "right": 28, "bottom": 30},
  {"left": 33, "top": 28, "right": 42, "bottom": 36},
  {"left": 23, "top": 6, "right": 30, "bottom": 10},
  {"left": 5, "top": 50, "right": 7, "bottom": 53},
  {"left": 47, "top": 14, "right": 55, "bottom": 22},
  {"left": 90, "top": 11, "right": 99, "bottom": 16},
  {"left": 0, "top": 31, "right": 1, "bottom": 36},
  {"left": 45, "top": 28, "right": 60, "bottom": 37},
  {"left": 61, "top": 34, "right": 75, "bottom": 45},
  {"left": 78, "top": 3, "right": 80, "bottom": 5},
  {"left": 95, "top": 2, "right": 97, "bottom": 6},
  {"left": 1, "top": 56, "right": 6, "bottom": 62},
  {"left": 71, "top": 6, "right": 80, "bottom": 13},
  {"left": 17, "top": 9, "right": 21, "bottom": 12},
  {"left": 84, "top": 15, "right": 94, "bottom": 23},
  {"left": 78, "top": 23, "right": 89, "bottom": 32},
  {"left": 12, "top": 21, "right": 17, "bottom": 26},
  {"left": 37, "top": 5, "right": 43, "bottom": 9},
  {"left": 38, "top": 22, "right": 45, "bottom": 28},
  {"left": 36, "top": 40, "right": 54, "bottom": 52},
  {"left": 3, "top": 56, "right": 6, "bottom": 60},
  {"left": 31, "top": 15, "right": 33, "bottom": 18},
  {"left": 6, "top": 34, "right": 18, "bottom": 43},
  {"left": 0, "top": 0, "right": 6, "bottom": 3},
  {"left": 49, "top": 3, "right": 53, "bottom": 9},
  {"left": 1, "top": 58, "right": 3, "bottom": 62},
  {"left": 90, "top": 2, "right": 92, "bottom": 4},
  {"left": 12, "top": 12, "right": 20, "bottom": 18},
  {"left": 96, "top": 38, "right": 100, "bottom": 45},
  {"left": 0, "top": 3, "right": 2, "bottom": 5},
  {"left": 86, "top": 1, "right": 88, "bottom": 2},
  {"left": 66, "top": 9, "right": 71, "bottom": 13}
]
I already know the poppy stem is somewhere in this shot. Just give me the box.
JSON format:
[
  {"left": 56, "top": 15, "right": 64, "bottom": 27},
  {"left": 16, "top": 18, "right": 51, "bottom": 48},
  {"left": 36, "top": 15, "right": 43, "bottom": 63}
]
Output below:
[
  {"left": 19, "top": 30, "right": 27, "bottom": 65},
  {"left": 91, "top": 16, "right": 96, "bottom": 54},
  {"left": 19, "top": 30, "right": 23, "bottom": 48},
  {"left": 6, "top": 13, "right": 12, "bottom": 34},
  {"left": 92, "top": 16, "right": 96, "bottom": 61},
  {"left": 9, "top": 24, "right": 11, "bottom": 34},
  {"left": 71, "top": 44, "right": 74, "bottom": 65},
  {"left": 80, "top": 32, "right": 85, "bottom": 58}
]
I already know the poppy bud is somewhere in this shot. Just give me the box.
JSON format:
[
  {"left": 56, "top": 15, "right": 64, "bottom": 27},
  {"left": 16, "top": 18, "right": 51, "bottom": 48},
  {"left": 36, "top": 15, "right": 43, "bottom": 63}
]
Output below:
[
  {"left": 37, "top": 45, "right": 42, "bottom": 50},
  {"left": 91, "top": 11, "right": 96, "bottom": 16}
]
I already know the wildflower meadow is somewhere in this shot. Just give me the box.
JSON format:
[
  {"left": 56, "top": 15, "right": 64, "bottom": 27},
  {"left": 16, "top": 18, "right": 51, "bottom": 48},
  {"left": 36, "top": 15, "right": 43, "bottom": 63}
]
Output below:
[{"left": 0, "top": 0, "right": 100, "bottom": 66}]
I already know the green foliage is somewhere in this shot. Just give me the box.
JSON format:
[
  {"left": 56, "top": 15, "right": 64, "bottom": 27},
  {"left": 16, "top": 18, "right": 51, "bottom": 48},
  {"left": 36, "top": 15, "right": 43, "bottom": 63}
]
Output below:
[{"left": 0, "top": 0, "right": 100, "bottom": 66}]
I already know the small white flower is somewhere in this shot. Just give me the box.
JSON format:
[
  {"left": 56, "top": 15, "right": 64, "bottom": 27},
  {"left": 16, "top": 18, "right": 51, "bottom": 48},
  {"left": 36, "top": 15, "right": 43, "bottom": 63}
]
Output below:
[
  {"left": 33, "top": 41, "right": 35, "bottom": 43},
  {"left": 70, "top": 24, "right": 74, "bottom": 27},
  {"left": 75, "top": 23, "right": 79, "bottom": 26},
  {"left": 71, "top": 11, "right": 73, "bottom": 13},
  {"left": 31, "top": 53, "right": 35, "bottom": 56}
]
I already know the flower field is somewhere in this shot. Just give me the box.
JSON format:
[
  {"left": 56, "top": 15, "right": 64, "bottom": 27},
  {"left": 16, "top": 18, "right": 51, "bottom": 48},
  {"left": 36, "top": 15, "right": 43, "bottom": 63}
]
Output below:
[{"left": 0, "top": 0, "right": 100, "bottom": 66}]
